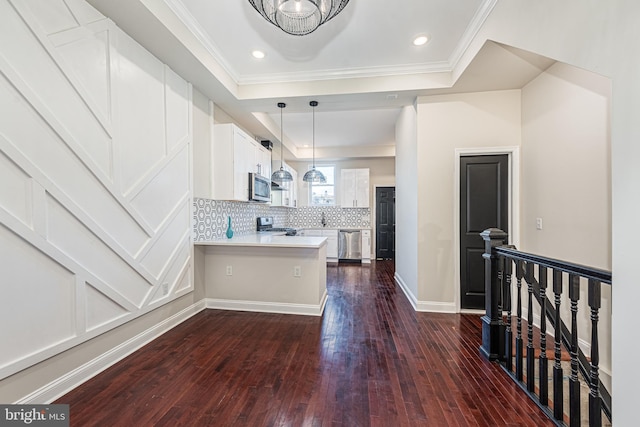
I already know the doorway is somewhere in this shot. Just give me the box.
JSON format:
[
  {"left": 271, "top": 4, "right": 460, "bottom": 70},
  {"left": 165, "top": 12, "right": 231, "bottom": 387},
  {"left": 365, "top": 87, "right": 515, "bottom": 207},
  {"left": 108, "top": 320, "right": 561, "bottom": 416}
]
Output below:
[
  {"left": 376, "top": 187, "right": 395, "bottom": 259},
  {"left": 459, "top": 155, "right": 509, "bottom": 310}
]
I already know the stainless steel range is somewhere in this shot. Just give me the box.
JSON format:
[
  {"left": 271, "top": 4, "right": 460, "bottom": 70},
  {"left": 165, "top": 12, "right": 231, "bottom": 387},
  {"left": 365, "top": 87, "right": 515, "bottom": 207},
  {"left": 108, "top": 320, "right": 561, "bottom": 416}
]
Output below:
[{"left": 256, "top": 217, "right": 297, "bottom": 236}]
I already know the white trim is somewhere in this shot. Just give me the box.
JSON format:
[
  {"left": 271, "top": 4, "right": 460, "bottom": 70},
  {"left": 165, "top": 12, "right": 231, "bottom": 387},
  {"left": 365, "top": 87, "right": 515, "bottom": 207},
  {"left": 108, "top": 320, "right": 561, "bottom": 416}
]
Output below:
[
  {"left": 448, "top": 0, "right": 498, "bottom": 73},
  {"left": 16, "top": 300, "right": 207, "bottom": 404},
  {"left": 416, "top": 301, "right": 457, "bottom": 313},
  {"left": 453, "top": 146, "right": 521, "bottom": 313},
  {"left": 395, "top": 272, "right": 417, "bottom": 310},
  {"left": 206, "top": 291, "right": 328, "bottom": 317},
  {"left": 308, "top": 164, "right": 336, "bottom": 207},
  {"left": 460, "top": 309, "right": 485, "bottom": 315},
  {"left": 166, "top": 0, "right": 497, "bottom": 86},
  {"left": 394, "top": 273, "right": 456, "bottom": 313},
  {"left": 163, "top": 0, "right": 240, "bottom": 83},
  {"left": 372, "top": 184, "right": 396, "bottom": 261}
]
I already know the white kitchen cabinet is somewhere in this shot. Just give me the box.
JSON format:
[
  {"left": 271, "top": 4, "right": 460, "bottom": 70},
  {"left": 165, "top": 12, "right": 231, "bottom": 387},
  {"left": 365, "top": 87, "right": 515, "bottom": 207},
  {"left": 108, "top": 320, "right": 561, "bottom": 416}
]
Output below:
[
  {"left": 271, "top": 162, "right": 297, "bottom": 208},
  {"left": 287, "top": 166, "right": 298, "bottom": 207},
  {"left": 251, "top": 140, "right": 271, "bottom": 179},
  {"left": 324, "top": 229, "right": 338, "bottom": 260},
  {"left": 211, "top": 123, "right": 270, "bottom": 202},
  {"left": 193, "top": 95, "right": 214, "bottom": 199},
  {"left": 340, "top": 168, "right": 370, "bottom": 207},
  {"left": 361, "top": 229, "right": 371, "bottom": 263},
  {"left": 300, "top": 229, "right": 337, "bottom": 261},
  {"left": 211, "top": 123, "right": 251, "bottom": 201}
]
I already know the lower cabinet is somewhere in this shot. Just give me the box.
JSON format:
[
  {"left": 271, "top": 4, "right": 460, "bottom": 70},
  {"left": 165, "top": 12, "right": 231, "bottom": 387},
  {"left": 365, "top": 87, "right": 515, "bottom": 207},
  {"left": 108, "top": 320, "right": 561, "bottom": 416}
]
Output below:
[
  {"left": 301, "top": 229, "right": 338, "bottom": 261},
  {"left": 361, "top": 229, "right": 371, "bottom": 263},
  {"left": 325, "top": 231, "right": 338, "bottom": 261}
]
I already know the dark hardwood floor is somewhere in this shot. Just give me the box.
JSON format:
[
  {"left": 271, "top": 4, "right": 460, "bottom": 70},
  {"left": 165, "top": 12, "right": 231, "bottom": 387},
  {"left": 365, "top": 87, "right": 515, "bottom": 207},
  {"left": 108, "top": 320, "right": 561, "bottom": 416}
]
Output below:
[{"left": 57, "top": 261, "right": 554, "bottom": 426}]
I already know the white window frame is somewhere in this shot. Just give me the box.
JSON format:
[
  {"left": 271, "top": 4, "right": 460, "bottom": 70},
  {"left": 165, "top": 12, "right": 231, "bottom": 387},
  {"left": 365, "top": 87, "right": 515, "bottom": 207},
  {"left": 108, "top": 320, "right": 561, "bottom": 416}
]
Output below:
[{"left": 308, "top": 164, "right": 336, "bottom": 206}]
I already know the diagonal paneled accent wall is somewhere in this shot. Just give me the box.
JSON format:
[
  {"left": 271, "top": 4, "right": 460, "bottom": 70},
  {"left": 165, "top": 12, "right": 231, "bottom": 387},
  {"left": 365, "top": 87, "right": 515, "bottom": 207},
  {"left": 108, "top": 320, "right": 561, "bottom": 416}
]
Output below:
[{"left": 0, "top": 0, "right": 192, "bottom": 380}]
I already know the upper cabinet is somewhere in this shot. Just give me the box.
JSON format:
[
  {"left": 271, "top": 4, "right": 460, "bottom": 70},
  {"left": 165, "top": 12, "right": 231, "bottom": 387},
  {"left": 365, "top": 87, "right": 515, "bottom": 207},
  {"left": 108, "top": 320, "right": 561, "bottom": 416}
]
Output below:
[
  {"left": 340, "top": 168, "right": 370, "bottom": 208},
  {"left": 203, "top": 123, "right": 269, "bottom": 202},
  {"left": 212, "top": 123, "right": 251, "bottom": 201},
  {"left": 271, "top": 161, "right": 298, "bottom": 208},
  {"left": 193, "top": 111, "right": 272, "bottom": 201},
  {"left": 250, "top": 140, "right": 272, "bottom": 179}
]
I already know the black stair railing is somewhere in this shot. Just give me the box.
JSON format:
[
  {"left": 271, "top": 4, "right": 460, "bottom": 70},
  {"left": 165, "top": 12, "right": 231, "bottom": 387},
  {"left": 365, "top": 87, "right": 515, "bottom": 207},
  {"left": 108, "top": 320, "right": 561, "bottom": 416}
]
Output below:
[{"left": 479, "top": 228, "right": 612, "bottom": 427}]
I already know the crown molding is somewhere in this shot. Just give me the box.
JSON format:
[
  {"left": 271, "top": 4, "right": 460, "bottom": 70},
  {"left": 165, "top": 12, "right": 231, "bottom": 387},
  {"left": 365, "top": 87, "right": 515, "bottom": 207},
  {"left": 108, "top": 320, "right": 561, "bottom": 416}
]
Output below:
[
  {"left": 237, "top": 61, "right": 453, "bottom": 85},
  {"left": 166, "top": 0, "right": 497, "bottom": 88},
  {"left": 448, "top": 0, "right": 498, "bottom": 71},
  {"left": 163, "top": 0, "right": 240, "bottom": 83}
]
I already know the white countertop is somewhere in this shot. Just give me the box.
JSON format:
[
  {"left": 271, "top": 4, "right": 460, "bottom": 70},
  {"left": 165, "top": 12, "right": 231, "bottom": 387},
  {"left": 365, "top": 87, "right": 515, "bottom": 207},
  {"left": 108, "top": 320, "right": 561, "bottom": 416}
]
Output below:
[{"left": 195, "top": 234, "right": 327, "bottom": 249}]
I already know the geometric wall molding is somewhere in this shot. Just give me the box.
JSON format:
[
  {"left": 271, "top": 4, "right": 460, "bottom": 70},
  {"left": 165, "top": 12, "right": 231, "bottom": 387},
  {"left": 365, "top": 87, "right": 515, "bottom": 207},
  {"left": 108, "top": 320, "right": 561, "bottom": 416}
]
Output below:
[{"left": 0, "top": 0, "right": 193, "bottom": 380}]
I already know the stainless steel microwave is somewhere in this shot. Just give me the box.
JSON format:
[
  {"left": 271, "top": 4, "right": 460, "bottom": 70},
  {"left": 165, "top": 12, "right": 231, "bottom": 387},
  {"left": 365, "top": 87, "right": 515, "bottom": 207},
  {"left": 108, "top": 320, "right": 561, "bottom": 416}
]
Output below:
[{"left": 249, "top": 173, "right": 271, "bottom": 202}]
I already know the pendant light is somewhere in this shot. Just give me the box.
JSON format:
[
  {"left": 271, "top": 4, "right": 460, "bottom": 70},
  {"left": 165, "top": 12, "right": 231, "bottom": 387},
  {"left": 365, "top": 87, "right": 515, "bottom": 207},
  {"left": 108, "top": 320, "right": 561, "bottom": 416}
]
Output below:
[
  {"left": 303, "top": 101, "right": 326, "bottom": 183},
  {"left": 271, "top": 102, "right": 293, "bottom": 183},
  {"left": 248, "top": 0, "right": 351, "bottom": 36}
]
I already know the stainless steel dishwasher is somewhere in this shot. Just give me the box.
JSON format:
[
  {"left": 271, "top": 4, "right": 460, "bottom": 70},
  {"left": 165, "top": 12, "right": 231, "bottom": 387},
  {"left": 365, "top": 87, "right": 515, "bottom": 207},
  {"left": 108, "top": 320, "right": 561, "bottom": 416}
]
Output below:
[{"left": 338, "top": 229, "right": 362, "bottom": 261}]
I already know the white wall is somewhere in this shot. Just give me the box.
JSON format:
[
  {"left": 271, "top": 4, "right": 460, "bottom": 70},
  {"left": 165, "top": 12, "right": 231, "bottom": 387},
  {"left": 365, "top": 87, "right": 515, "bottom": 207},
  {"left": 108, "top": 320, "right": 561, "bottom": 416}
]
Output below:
[
  {"left": 521, "top": 62, "right": 611, "bottom": 269},
  {"left": 520, "top": 61, "right": 612, "bottom": 388},
  {"left": 445, "top": 1, "right": 640, "bottom": 423},
  {"left": 413, "top": 90, "right": 521, "bottom": 310},
  {"left": 394, "top": 105, "right": 419, "bottom": 299},
  {"left": 0, "top": 0, "right": 195, "bottom": 402}
]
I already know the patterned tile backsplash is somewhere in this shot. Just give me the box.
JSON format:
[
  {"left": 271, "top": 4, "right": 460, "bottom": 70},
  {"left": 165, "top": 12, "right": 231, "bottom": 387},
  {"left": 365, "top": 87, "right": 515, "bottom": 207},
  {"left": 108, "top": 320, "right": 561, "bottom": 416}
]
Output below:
[
  {"left": 193, "top": 198, "right": 289, "bottom": 241},
  {"left": 288, "top": 206, "right": 370, "bottom": 229},
  {"left": 193, "top": 198, "right": 371, "bottom": 241}
]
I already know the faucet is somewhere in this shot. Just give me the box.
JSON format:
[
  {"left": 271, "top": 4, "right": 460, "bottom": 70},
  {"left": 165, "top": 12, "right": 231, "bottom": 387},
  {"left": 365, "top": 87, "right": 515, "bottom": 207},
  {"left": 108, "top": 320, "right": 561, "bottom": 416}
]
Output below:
[{"left": 321, "top": 212, "right": 327, "bottom": 227}]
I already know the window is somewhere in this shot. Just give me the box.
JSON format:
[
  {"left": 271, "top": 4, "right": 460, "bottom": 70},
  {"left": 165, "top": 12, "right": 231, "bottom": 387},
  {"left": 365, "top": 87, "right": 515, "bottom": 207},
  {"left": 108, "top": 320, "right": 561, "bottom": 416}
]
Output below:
[{"left": 309, "top": 165, "right": 335, "bottom": 206}]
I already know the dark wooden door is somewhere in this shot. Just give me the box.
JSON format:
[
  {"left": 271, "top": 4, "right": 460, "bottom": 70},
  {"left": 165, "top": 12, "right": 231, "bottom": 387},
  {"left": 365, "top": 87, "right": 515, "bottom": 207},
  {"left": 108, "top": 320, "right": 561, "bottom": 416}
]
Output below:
[
  {"left": 460, "top": 155, "right": 508, "bottom": 310},
  {"left": 376, "top": 187, "right": 395, "bottom": 259}
]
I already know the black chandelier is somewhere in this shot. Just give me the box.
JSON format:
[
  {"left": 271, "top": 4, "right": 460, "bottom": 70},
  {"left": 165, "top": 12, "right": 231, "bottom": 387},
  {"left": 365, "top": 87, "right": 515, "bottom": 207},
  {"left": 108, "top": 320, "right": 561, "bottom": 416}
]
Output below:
[{"left": 248, "top": 0, "right": 351, "bottom": 36}]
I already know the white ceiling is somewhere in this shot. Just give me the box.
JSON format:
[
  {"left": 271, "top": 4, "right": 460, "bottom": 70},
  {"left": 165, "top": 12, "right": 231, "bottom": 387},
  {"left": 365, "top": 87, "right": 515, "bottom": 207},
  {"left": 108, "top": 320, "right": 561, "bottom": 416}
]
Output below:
[
  {"left": 87, "top": 0, "right": 554, "bottom": 160},
  {"left": 174, "top": 0, "right": 486, "bottom": 82}
]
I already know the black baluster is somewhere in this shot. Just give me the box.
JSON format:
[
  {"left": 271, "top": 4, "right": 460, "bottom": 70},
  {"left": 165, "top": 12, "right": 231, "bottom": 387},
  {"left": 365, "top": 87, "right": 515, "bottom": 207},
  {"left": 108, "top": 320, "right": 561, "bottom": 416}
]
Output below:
[
  {"left": 515, "top": 260, "right": 524, "bottom": 382},
  {"left": 552, "top": 270, "right": 564, "bottom": 421},
  {"left": 496, "top": 256, "right": 505, "bottom": 363},
  {"left": 569, "top": 274, "right": 580, "bottom": 427},
  {"left": 538, "top": 266, "right": 548, "bottom": 406},
  {"left": 588, "top": 279, "right": 602, "bottom": 427},
  {"left": 504, "top": 257, "right": 513, "bottom": 372},
  {"left": 525, "top": 262, "right": 535, "bottom": 393}
]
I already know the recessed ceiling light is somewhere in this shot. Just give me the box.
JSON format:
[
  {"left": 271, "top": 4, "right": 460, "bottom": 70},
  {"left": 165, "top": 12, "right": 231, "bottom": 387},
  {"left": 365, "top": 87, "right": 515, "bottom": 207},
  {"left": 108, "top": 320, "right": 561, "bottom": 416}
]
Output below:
[
  {"left": 252, "top": 50, "right": 265, "bottom": 59},
  {"left": 413, "top": 35, "right": 429, "bottom": 46}
]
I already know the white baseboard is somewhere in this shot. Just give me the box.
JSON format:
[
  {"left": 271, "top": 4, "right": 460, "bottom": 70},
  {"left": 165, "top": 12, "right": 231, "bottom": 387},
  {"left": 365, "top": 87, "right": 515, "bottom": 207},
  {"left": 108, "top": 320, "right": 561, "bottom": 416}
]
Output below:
[
  {"left": 206, "top": 292, "right": 328, "bottom": 317},
  {"left": 394, "top": 272, "right": 417, "bottom": 310},
  {"left": 460, "top": 309, "right": 485, "bottom": 315},
  {"left": 416, "top": 301, "right": 457, "bottom": 313},
  {"left": 394, "top": 273, "right": 456, "bottom": 313},
  {"left": 17, "top": 300, "right": 207, "bottom": 404}
]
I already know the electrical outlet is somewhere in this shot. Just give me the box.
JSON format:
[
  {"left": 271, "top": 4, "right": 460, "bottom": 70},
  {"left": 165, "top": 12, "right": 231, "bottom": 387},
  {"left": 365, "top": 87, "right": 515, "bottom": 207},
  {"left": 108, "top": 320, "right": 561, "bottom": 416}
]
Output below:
[
  {"left": 162, "top": 282, "right": 169, "bottom": 295},
  {"left": 226, "top": 265, "right": 233, "bottom": 276},
  {"left": 293, "top": 266, "right": 301, "bottom": 277},
  {"left": 536, "top": 217, "right": 543, "bottom": 230}
]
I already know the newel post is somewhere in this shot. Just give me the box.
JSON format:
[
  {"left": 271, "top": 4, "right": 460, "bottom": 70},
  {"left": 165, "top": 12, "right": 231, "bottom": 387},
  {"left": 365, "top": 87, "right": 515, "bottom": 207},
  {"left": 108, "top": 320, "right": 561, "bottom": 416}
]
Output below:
[{"left": 479, "top": 228, "right": 508, "bottom": 361}]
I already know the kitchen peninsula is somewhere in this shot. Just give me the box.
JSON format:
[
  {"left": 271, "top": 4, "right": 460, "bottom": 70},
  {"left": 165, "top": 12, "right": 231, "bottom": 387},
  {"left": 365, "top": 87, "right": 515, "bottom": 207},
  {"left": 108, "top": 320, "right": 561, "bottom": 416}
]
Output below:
[{"left": 196, "top": 234, "right": 328, "bottom": 316}]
